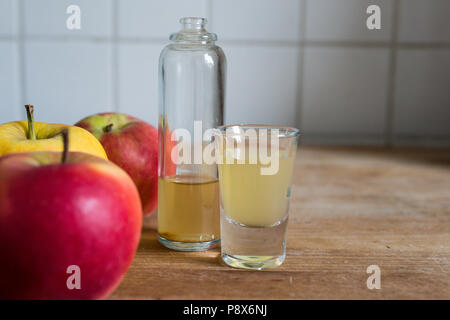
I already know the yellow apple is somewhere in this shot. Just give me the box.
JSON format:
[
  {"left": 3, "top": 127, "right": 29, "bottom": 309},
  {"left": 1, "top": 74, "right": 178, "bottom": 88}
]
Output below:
[{"left": 0, "top": 105, "right": 107, "bottom": 159}]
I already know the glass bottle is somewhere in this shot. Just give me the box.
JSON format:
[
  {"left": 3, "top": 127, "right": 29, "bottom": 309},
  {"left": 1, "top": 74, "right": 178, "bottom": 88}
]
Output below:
[{"left": 158, "top": 17, "right": 226, "bottom": 251}]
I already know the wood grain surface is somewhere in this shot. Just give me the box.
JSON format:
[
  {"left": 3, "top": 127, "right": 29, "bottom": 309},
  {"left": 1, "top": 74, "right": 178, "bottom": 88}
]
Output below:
[{"left": 110, "top": 146, "right": 450, "bottom": 300}]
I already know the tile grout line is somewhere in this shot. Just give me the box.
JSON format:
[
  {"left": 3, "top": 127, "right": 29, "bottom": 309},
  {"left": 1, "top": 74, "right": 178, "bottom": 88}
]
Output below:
[
  {"left": 17, "top": 0, "right": 26, "bottom": 116},
  {"left": 384, "top": 0, "right": 400, "bottom": 147},
  {"left": 111, "top": 0, "right": 119, "bottom": 113},
  {"left": 295, "top": 0, "right": 308, "bottom": 130},
  {"left": 1, "top": 34, "right": 450, "bottom": 49},
  {"left": 206, "top": 0, "right": 213, "bottom": 30}
]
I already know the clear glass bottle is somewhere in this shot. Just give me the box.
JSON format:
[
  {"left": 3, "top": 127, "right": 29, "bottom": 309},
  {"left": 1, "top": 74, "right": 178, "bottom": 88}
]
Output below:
[{"left": 158, "top": 17, "right": 226, "bottom": 251}]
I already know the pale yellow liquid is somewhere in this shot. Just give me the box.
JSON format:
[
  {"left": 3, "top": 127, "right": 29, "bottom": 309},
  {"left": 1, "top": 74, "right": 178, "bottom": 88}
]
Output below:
[
  {"left": 158, "top": 175, "right": 220, "bottom": 242},
  {"left": 218, "top": 147, "right": 296, "bottom": 227}
]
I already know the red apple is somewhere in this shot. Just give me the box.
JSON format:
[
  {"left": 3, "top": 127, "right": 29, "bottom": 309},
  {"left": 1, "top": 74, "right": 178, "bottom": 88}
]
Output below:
[
  {"left": 0, "top": 130, "right": 142, "bottom": 299},
  {"left": 158, "top": 116, "right": 178, "bottom": 178},
  {"left": 75, "top": 113, "right": 159, "bottom": 216}
]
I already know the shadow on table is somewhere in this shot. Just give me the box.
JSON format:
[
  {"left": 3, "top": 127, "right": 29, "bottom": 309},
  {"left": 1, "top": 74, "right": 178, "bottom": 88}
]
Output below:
[
  {"left": 138, "top": 223, "right": 224, "bottom": 267},
  {"left": 142, "top": 212, "right": 158, "bottom": 231}
]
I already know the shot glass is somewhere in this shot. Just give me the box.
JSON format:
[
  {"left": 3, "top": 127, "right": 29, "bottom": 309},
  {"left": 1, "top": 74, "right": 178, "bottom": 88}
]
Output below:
[{"left": 214, "top": 125, "right": 300, "bottom": 270}]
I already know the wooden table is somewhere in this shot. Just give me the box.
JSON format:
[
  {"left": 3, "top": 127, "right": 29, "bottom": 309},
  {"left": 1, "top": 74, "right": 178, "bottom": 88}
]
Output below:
[{"left": 111, "top": 146, "right": 450, "bottom": 299}]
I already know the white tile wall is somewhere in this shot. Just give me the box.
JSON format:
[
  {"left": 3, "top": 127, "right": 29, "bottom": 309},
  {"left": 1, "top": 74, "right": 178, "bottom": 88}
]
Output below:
[
  {"left": 118, "top": 43, "right": 161, "bottom": 126},
  {"left": 118, "top": 0, "right": 208, "bottom": 39},
  {"left": 393, "top": 49, "right": 450, "bottom": 137},
  {"left": 0, "top": 0, "right": 449, "bottom": 146},
  {"left": 0, "top": 0, "right": 17, "bottom": 36},
  {"left": 305, "top": 0, "right": 393, "bottom": 42},
  {"left": 24, "top": 42, "right": 113, "bottom": 124},
  {"left": 24, "top": 0, "right": 112, "bottom": 37},
  {"left": 301, "top": 47, "right": 390, "bottom": 136},
  {"left": 0, "top": 42, "right": 20, "bottom": 121},
  {"left": 225, "top": 45, "right": 299, "bottom": 127},
  {"left": 212, "top": 0, "right": 302, "bottom": 41},
  {"left": 398, "top": 0, "right": 450, "bottom": 43}
]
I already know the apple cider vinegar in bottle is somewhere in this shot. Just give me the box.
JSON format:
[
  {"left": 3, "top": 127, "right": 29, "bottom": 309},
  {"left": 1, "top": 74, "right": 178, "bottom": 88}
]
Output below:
[{"left": 158, "top": 17, "right": 226, "bottom": 251}]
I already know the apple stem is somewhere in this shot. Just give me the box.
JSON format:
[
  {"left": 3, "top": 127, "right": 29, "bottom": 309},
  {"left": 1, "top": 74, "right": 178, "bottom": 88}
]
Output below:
[
  {"left": 104, "top": 123, "right": 114, "bottom": 133},
  {"left": 61, "top": 128, "right": 69, "bottom": 164},
  {"left": 25, "top": 104, "right": 36, "bottom": 140}
]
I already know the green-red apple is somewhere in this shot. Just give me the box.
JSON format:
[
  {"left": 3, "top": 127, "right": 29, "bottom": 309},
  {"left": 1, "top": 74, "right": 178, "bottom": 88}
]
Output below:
[{"left": 75, "top": 113, "right": 158, "bottom": 216}]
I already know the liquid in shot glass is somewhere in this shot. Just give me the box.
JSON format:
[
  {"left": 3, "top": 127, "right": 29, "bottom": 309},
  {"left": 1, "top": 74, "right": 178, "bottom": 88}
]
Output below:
[{"left": 215, "top": 125, "right": 300, "bottom": 269}]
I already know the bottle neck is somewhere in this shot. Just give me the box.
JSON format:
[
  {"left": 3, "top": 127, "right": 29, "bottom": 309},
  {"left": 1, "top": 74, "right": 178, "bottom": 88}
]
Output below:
[
  {"left": 181, "top": 17, "right": 206, "bottom": 32},
  {"left": 170, "top": 17, "right": 217, "bottom": 45}
]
